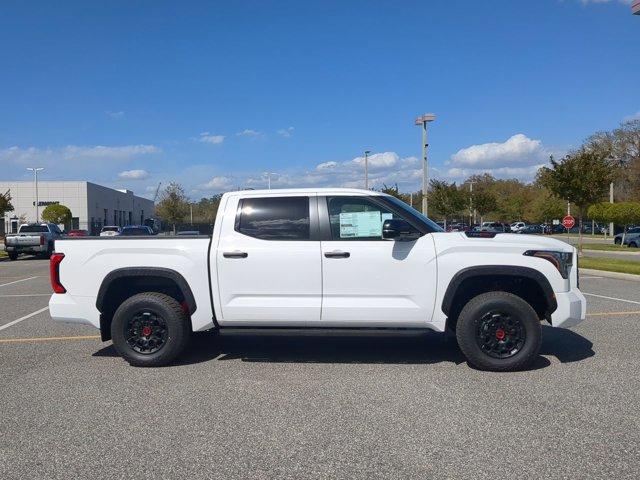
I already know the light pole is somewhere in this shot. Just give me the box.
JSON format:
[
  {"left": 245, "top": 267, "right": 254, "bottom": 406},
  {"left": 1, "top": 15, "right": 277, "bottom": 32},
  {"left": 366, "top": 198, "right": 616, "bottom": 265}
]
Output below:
[
  {"left": 468, "top": 181, "right": 476, "bottom": 227},
  {"left": 27, "top": 167, "right": 44, "bottom": 222},
  {"left": 414, "top": 113, "right": 436, "bottom": 215},
  {"left": 264, "top": 172, "right": 277, "bottom": 190},
  {"left": 364, "top": 150, "right": 371, "bottom": 189}
]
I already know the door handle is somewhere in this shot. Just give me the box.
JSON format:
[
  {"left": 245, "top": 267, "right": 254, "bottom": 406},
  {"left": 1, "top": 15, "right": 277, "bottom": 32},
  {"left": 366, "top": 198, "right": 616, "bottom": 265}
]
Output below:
[
  {"left": 223, "top": 251, "right": 248, "bottom": 258},
  {"left": 324, "top": 251, "right": 350, "bottom": 258}
]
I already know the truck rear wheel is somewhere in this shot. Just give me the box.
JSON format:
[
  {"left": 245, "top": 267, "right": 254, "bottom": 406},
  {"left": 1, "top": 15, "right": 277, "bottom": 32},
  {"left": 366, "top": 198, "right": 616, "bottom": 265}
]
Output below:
[
  {"left": 111, "top": 292, "right": 191, "bottom": 367},
  {"left": 456, "top": 291, "right": 541, "bottom": 372},
  {"left": 8, "top": 251, "right": 18, "bottom": 261}
]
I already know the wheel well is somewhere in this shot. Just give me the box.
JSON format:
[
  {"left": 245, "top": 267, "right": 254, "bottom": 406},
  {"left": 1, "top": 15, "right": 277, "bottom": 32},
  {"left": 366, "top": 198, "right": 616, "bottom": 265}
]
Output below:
[
  {"left": 444, "top": 274, "right": 554, "bottom": 331},
  {"left": 97, "top": 274, "right": 194, "bottom": 341}
]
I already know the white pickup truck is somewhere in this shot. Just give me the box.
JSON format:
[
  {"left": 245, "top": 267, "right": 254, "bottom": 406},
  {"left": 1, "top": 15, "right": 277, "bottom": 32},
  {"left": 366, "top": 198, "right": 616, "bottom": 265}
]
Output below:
[{"left": 49, "top": 188, "right": 585, "bottom": 371}]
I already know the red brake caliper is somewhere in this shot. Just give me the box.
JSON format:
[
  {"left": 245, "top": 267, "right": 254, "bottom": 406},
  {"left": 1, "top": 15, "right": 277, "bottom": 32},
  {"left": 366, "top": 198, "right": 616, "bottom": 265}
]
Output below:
[
  {"left": 495, "top": 328, "right": 506, "bottom": 341},
  {"left": 141, "top": 326, "right": 152, "bottom": 337}
]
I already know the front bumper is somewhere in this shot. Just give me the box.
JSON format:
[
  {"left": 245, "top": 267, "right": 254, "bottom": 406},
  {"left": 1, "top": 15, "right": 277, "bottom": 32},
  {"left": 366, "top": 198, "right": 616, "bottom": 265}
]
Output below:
[{"left": 551, "top": 289, "right": 586, "bottom": 328}]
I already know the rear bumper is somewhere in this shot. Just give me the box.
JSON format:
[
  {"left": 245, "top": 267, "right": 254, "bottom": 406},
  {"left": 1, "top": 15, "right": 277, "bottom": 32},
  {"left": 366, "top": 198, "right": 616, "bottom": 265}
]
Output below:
[
  {"left": 551, "top": 289, "right": 586, "bottom": 328},
  {"left": 49, "top": 293, "right": 100, "bottom": 329},
  {"left": 5, "top": 245, "right": 46, "bottom": 253}
]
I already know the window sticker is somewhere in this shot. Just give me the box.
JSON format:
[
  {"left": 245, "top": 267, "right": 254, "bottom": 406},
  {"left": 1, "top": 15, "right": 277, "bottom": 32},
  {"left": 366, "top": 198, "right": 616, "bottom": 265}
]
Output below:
[{"left": 339, "top": 211, "right": 383, "bottom": 238}]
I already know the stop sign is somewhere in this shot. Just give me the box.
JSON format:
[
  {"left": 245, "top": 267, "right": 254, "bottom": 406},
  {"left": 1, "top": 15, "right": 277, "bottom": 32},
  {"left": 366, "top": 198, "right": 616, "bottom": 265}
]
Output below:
[{"left": 562, "top": 215, "right": 575, "bottom": 229}]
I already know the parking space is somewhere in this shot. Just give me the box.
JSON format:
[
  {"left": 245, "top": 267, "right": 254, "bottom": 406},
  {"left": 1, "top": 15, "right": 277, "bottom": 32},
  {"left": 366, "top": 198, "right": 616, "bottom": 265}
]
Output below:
[{"left": 1, "top": 259, "right": 639, "bottom": 479}]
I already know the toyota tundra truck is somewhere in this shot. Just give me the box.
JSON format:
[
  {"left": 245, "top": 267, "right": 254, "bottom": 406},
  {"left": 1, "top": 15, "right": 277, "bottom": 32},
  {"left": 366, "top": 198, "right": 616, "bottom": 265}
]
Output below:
[{"left": 49, "top": 188, "right": 585, "bottom": 371}]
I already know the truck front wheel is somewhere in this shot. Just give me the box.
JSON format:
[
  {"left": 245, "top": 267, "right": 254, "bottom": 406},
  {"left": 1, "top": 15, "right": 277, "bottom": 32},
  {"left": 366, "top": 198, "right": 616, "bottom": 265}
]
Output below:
[
  {"left": 111, "top": 292, "right": 191, "bottom": 367},
  {"left": 456, "top": 291, "right": 541, "bottom": 372}
]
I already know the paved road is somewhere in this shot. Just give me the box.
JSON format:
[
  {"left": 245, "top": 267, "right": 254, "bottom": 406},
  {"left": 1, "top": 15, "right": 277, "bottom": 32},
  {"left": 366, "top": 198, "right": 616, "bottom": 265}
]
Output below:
[{"left": 1, "top": 259, "right": 639, "bottom": 479}]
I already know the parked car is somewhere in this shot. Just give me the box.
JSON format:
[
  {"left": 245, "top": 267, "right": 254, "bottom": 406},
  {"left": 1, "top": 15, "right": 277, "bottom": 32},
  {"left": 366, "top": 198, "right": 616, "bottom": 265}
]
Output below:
[
  {"left": 120, "top": 225, "right": 154, "bottom": 236},
  {"left": 68, "top": 229, "right": 89, "bottom": 237},
  {"left": 50, "top": 188, "right": 585, "bottom": 372},
  {"left": 4, "top": 223, "right": 63, "bottom": 260},
  {"left": 177, "top": 230, "right": 201, "bottom": 236},
  {"left": 100, "top": 226, "right": 121, "bottom": 237},
  {"left": 519, "top": 224, "right": 543, "bottom": 235},
  {"left": 479, "top": 222, "right": 508, "bottom": 233},
  {"left": 614, "top": 227, "right": 640, "bottom": 245},
  {"left": 510, "top": 222, "right": 526, "bottom": 233}
]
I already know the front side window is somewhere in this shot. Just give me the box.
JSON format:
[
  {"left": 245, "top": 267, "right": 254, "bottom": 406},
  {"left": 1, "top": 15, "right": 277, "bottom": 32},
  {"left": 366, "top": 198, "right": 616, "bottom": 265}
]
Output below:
[
  {"left": 236, "top": 197, "right": 310, "bottom": 240},
  {"left": 327, "top": 196, "right": 406, "bottom": 240}
]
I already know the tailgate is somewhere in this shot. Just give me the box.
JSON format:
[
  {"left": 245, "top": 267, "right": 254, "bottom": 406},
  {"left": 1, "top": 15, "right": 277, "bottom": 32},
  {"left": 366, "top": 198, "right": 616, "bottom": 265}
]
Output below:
[{"left": 7, "top": 235, "right": 42, "bottom": 246}]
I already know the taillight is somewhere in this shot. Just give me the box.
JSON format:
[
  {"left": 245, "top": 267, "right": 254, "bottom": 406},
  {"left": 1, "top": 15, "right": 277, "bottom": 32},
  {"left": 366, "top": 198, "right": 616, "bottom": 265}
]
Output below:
[
  {"left": 40, "top": 234, "right": 45, "bottom": 245},
  {"left": 50, "top": 253, "right": 66, "bottom": 294}
]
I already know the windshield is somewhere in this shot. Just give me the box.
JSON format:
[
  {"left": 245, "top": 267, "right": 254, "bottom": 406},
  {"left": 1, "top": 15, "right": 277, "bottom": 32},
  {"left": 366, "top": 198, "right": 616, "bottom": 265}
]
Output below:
[
  {"left": 381, "top": 196, "right": 444, "bottom": 233},
  {"left": 101, "top": 227, "right": 119, "bottom": 232},
  {"left": 19, "top": 225, "right": 48, "bottom": 233}
]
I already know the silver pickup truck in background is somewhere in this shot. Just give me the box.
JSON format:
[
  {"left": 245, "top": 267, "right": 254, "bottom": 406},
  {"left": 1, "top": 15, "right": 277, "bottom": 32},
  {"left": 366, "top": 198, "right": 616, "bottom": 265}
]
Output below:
[{"left": 4, "top": 223, "right": 63, "bottom": 260}]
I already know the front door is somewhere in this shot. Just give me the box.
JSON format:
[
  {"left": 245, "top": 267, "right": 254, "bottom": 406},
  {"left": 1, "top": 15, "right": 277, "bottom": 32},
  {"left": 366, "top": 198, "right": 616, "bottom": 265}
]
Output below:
[
  {"left": 216, "top": 194, "right": 322, "bottom": 325},
  {"left": 318, "top": 195, "right": 437, "bottom": 327}
]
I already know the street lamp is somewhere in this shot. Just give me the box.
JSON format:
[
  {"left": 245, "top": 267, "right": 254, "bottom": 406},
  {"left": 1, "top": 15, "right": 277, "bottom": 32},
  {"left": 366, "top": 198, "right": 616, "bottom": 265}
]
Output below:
[
  {"left": 264, "top": 172, "right": 277, "bottom": 190},
  {"left": 414, "top": 113, "right": 436, "bottom": 215},
  {"left": 27, "top": 167, "right": 44, "bottom": 222},
  {"left": 364, "top": 150, "right": 371, "bottom": 189}
]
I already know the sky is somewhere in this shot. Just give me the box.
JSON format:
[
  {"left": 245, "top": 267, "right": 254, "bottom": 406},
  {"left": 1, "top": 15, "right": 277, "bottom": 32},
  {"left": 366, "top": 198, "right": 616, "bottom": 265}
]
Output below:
[{"left": 1, "top": 0, "right": 639, "bottom": 199}]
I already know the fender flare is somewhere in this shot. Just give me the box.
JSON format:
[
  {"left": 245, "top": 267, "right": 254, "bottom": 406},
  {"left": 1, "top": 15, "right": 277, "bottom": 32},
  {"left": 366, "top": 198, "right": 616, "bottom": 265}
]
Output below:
[
  {"left": 441, "top": 265, "right": 557, "bottom": 316},
  {"left": 95, "top": 267, "right": 197, "bottom": 314}
]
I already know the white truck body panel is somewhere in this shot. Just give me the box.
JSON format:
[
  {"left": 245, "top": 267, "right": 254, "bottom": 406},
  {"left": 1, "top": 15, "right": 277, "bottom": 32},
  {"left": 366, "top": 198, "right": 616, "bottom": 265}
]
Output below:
[{"left": 49, "top": 188, "right": 585, "bottom": 336}]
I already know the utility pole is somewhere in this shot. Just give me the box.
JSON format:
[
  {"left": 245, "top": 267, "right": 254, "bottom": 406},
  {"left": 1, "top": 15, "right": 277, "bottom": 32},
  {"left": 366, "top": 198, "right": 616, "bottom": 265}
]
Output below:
[
  {"left": 468, "top": 181, "right": 476, "bottom": 227},
  {"left": 414, "top": 113, "right": 436, "bottom": 215},
  {"left": 27, "top": 167, "right": 44, "bottom": 222},
  {"left": 364, "top": 150, "right": 371, "bottom": 189}
]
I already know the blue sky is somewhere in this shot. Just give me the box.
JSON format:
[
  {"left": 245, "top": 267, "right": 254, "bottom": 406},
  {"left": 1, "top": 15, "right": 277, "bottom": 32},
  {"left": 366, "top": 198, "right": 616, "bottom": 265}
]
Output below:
[{"left": 1, "top": 0, "right": 638, "bottom": 199}]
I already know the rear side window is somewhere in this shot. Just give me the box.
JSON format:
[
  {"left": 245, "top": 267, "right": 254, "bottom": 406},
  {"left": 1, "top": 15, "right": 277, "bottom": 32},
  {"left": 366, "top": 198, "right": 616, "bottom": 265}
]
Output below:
[{"left": 236, "top": 197, "right": 310, "bottom": 240}]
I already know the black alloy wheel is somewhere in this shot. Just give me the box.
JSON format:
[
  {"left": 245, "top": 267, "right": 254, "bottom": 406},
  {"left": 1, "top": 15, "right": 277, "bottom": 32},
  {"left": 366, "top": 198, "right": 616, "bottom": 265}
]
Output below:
[
  {"left": 125, "top": 310, "right": 168, "bottom": 354},
  {"left": 476, "top": 311, "right": 526, "bottom": 359}
]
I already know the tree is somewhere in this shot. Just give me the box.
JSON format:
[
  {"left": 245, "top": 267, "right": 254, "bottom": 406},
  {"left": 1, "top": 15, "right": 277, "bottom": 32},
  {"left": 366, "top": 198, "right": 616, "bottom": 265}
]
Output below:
[
  {"left": 0, "top": 190, "right": 14, "bottom": 218},
  {"left": 538, "top": 151, "right": 615, "bottom": 252},
  {"left": 589, "top": 202, "right": 640, "bottom": 244},
  {"left": 41, "top": 204, "right": 72, "bottom": 227},
  {"left": 155, "top": 182, "right": 189, "bottom": 234},
  {"left": 380, "top": 183, "right": 412, "bottom": 205},
  {"left": 192, "top": 194, "right": 223, "bottom": 223},
  {"left": 471, "top": 190, "right": 497, "bottom": 225},
  {"left": 428, "top": 180, "right": 466, "bottom": 228},
  {"left": 527, "top": 189, "right": 565, "bottom": 224}
]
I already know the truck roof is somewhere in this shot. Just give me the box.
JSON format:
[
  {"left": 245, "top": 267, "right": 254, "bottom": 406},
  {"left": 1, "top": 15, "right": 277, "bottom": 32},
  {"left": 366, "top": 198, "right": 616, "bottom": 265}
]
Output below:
[{"left": 223, "top": 187, "right": 386, "bottom": 197}]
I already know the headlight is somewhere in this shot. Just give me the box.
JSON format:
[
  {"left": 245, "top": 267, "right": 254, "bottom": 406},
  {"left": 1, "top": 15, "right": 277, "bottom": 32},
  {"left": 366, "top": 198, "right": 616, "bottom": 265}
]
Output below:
[{"left": 523, "top": 250, "right": 573, "bottom": 279}]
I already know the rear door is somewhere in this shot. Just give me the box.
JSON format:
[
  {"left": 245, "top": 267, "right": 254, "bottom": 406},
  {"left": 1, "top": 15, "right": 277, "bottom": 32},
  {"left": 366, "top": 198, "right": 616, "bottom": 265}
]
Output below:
[
  {"left": 317, "top": 195, "right": 438, "bottom": 327},
  {"left": 215, "top": 194, "right": 322, "bottom": 325}
]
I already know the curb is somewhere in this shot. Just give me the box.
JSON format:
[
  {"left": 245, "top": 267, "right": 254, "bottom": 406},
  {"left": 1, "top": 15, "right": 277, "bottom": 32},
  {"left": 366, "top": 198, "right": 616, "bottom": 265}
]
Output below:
[
  {"left": 583, "top": 249, "right": 640, "bottom": 257},
  {"left": 579, "top": 268, "right": 640, "bottom": 282}
]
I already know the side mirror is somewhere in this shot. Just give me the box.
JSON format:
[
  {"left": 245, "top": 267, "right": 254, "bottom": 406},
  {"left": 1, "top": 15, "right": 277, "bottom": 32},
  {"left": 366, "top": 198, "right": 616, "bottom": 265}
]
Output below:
[{"left": 382, "top": 219, "right": 420, "bottom": 241}]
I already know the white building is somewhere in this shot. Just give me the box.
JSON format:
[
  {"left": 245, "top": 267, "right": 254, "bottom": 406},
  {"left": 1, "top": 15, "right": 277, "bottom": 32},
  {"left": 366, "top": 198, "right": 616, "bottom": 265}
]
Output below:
[{"left": 0, "top": 181, "right": 154, "bottom": 235}]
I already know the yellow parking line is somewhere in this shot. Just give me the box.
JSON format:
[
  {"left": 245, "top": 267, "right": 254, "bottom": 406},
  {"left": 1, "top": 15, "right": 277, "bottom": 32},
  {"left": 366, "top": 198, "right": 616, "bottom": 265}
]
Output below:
[
  {"left": 587, "top": 310, "right": 640, "bottom": 317},
  {"left": 0, "top": 335, "right": 101, "bottom": 344}
]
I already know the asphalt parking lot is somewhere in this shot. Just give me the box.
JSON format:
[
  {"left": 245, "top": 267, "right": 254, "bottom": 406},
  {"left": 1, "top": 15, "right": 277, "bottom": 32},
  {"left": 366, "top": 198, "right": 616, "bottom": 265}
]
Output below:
[{"left": 1, "top": 259, "right": 639, "bottom": 479}]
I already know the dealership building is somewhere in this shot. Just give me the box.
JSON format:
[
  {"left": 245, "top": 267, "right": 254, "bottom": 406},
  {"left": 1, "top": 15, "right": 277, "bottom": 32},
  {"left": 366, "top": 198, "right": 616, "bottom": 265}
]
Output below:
[{"left": 0, "top": 181, "right": 154, "bottom": 235}]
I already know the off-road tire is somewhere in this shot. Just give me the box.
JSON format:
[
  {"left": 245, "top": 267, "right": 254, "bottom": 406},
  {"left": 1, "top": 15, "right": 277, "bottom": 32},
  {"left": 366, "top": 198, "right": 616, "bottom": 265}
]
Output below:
[
  {"left": 629, "top": 241, "right": 638, "bottom": 248},
  {"left": 456, "top": 291, "right": 541, "bottom": 372},
  {"left": 111, "top": 292, "right": 191, "bottom": 367},
  {"left": 614, "top": 238, "right": 622, "bottom": 245},
  {"left": 8, "top": 251, "right": 18, "bottom": 261}
]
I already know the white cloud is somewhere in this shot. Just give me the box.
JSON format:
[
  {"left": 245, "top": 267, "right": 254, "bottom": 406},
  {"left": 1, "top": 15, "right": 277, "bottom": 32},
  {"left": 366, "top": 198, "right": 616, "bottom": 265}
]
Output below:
[
  {"left": 351, "top": 152, "right": 399, "bottom": 170},
  {"left": 106, "top": 110, "right": 125, "bottom": 118},
  {"left": 316, "top": 161, "right": 339, "bottom": 171},
  {"left": 198, "top": 132, "right": 225, "bottom": 144},
  {"left": 118, "top": 169, "right": 149, "bottom": 180},
  {"left": 623, "top": 111, "right": 640, "bottom": 122},
  {"left": 450, "top": 134, "right": 547, "bottom": 168},
  {"left": 236, "top": 129, "right": 264, "bottom": 139},
  {"left": 277, "top": 127, "right": 295, "bottom": 138},
  {"left": 0, "top": 144, "right": 160, "bottom": 167},
  {"left": 199, "top": 176, "right": 235, "bottom": 190}
]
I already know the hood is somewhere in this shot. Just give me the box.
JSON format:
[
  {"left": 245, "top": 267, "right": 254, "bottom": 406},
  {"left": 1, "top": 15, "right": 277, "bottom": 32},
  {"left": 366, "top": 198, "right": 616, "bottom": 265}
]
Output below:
[{"left": 432, "top": 232, "right": 574, "bottom": 254}]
